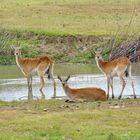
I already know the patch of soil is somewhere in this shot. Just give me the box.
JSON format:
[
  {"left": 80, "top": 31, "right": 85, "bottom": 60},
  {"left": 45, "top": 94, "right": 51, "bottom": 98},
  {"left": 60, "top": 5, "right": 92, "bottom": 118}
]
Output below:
[{"left": 8, "top": 31, "right": 109, "bottom": 63}]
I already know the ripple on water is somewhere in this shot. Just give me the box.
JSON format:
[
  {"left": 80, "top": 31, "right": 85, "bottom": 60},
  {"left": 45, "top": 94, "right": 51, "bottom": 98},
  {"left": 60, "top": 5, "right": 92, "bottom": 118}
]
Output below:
[{"left": 0, "top": 75, "right": 140, "bottom": 101}]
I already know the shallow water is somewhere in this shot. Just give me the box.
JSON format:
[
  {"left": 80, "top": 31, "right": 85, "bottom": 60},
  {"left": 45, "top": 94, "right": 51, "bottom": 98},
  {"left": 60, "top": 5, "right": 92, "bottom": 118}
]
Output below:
[{"left": 0, "top": 64, "right": 140, "bottom": 101}]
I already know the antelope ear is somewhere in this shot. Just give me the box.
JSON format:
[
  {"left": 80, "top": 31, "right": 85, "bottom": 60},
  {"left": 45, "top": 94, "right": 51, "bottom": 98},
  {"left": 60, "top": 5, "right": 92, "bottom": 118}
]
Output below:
[
  {"left": 17, "top": 41, "right": 22, "bottom": 49},
  {"left": 93, "top": 48, "right": 96, "bottom": 53},
  {"left": 57, "top": 76, "right": 62, "bottom": 81},
  {"left": 66, "top": 75, "right": 70, "bottom": 82},
  {"left": 11, "top": 46, "right": 16, "bottom": 51},
  {"left": 90, "top": 50, "right": 95, "bottom": 57},
  {"left": 19, "top": 46, "right": 22, "bottom": 50},
  {"left": 90, "top": 48, "right": 97, "bottom": 57},
  {"left": 98, "top": 48, "right": 103, "bottom": 53}
]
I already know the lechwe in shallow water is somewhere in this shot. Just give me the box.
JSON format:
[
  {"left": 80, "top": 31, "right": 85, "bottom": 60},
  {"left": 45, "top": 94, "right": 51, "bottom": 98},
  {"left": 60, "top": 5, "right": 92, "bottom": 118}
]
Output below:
[
  {"left": 92, "top": 48, "right": 136, "bottom": 99},
  {"left": 58, "top": 76, "right": 107, "bottom": 102},
  {"left": 15, "top": 47, "right": 55, "bottom": 99}
]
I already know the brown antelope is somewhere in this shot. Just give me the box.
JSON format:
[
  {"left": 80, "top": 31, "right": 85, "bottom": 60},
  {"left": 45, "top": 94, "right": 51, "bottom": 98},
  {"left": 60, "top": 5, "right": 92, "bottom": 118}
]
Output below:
[
  {"left": 15, "top": 47, "right": 54, "bottom": 98},
  {"left": 58, "top": 76, "right": 107, "bottom": 102},
  {"left": 92, "top": 48, "right": 136, "bottom": 99}
]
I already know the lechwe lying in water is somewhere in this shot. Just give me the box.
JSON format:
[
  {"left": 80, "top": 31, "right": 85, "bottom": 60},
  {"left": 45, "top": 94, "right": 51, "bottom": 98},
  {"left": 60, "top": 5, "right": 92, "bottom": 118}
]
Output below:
[
  {"left": 91, "top": 48, "right": 136, "bottom": 99},
  {"left": 58, "top": 76, "right": 107, "bottom": 102}
]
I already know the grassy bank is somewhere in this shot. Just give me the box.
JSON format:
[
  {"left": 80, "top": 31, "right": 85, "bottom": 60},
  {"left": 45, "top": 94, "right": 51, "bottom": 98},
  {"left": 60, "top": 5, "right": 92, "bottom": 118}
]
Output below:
[
  {"left": 0, "top": 99, "right": 140, "bottom": 140},
  {"left": 0, "top": 29, "right": 113, "bottom": 65},
  {"left": 0, "top": 29, "right": 139, "bottom": 65},
  {"left": 0, "top": 0, "right": 140, "bottom": 64}
]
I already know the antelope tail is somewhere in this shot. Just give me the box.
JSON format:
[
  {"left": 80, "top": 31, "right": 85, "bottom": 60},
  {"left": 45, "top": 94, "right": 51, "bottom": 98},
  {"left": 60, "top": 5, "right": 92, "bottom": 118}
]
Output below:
[
  {"left": 125, "top": 65, "right": 130, "bottom": 77},
  {"left": 46, "top": 63, "right": 54, "bottom": 80},
  {"left": 125, "top": 70, "right": 129, "bottom": 77}
]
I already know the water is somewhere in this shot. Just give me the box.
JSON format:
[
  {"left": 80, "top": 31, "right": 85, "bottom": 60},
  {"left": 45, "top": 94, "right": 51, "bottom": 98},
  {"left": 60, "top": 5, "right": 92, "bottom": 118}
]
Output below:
[{"left": 0, "top": 64, "right": 140, "bottom": 101}]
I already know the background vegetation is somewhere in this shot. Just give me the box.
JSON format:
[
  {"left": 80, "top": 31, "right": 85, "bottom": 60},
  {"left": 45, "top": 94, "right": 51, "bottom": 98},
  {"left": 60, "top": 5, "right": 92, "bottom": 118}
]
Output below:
[
  {"left": 0, "top": 0, "right": 140, "bottom": 64},
  {"left": 0, "top": 0, "right": 140, "bottom": 35}
]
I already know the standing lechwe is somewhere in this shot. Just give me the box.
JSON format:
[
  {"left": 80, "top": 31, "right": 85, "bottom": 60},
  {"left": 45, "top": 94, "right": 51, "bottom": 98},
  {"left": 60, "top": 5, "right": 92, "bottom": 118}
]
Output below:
[{"left": 91, "top": 48, "right": 136, "bottom": 99}]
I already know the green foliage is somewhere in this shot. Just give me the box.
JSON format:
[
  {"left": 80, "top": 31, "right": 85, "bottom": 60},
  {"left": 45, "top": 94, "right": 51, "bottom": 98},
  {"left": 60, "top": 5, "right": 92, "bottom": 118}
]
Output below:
[
  {"left": 70, "top": 52, "right": 93, "bottom": 63},
  {"left": 31, "top": 50, "right": 40, "bottom": 58},
  {"left": 0, "top": 29, "right": 15, "bottom": 65},
  {"left": 0, "top": 28, "right": 129, "bottom": 65},
  {"left": 51, "top": 52, "right": 70, "bottom": 62},
  {"left": 0, "top": 0, "right": 139, "bottom": 64},
  {"left": 22, "top": 44, "right": 30, "bottom": 57}
]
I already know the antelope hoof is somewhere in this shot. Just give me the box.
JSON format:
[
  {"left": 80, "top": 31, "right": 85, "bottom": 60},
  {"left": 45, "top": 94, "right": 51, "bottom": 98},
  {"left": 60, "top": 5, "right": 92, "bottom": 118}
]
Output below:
[
  {"left": 65, "top": 100, "right": 74, "bottom": 103},
  {"left": 134, "top": 96, "right": 137, "bottom": 99},
  {"left": 112, "top": 95, "right": 115, "bottom": 99},
  {"left": 107, "top": 95, "right": 109, "bottom": 100},
  {"left": 65, "top": 99, "right": 69, "bottom": 102},
  {"left": 41, "top": 93, "right": 45, "bottom": 99},
  {"left": 118, "top": 96, "right": 122, "bottom": 100}
]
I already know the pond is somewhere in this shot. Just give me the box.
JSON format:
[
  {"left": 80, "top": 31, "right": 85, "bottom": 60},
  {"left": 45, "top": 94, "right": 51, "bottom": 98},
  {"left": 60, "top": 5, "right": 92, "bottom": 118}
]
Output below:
[{"left": 0, "top": 64, "right": 140, "bottom": 101}]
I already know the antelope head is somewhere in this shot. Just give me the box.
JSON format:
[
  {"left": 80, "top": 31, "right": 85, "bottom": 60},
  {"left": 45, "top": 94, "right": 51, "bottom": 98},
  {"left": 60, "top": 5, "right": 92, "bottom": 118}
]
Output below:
[
  {"left": 14, "top": 47, "right": 22, "bottom": 56},
  {"left": 91, "top": 48, "right": 103, "bottom": 61},
  {"left": 57, "top": 76, "right": 70, "bottom": 88}
]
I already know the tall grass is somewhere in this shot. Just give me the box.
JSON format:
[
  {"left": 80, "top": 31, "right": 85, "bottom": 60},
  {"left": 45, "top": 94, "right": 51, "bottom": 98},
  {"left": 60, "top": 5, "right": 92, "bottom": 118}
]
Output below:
[{"left": 0, "top": 29, "right": 14, "bottom": 64}]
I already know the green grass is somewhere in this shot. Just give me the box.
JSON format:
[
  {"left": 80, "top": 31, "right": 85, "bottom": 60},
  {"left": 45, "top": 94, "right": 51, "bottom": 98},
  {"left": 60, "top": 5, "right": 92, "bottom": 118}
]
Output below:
[
  {"left": 0, "top": 0, "right": 140, "bottom": 35},
  {"left": 0, "top": 0, "right": 140, "bottom": 64},
  {"left": 0, "top": 99, "right": 140, "bottom": 140}
]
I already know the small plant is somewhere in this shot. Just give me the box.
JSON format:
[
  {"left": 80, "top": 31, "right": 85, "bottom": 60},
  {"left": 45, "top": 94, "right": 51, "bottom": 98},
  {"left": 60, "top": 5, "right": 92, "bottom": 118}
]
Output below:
[{"left": 0, "top": 29, "right": 14, "bottom": 64}]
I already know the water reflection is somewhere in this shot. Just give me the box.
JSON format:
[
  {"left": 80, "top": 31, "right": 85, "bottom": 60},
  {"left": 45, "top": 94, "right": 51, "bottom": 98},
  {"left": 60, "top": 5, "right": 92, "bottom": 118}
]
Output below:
[
  {"left": 0, "top": 75, "right": 140, "bottom": 101},
  {"left": 0, "top": 64, "right": 139, "bottom": 101}
]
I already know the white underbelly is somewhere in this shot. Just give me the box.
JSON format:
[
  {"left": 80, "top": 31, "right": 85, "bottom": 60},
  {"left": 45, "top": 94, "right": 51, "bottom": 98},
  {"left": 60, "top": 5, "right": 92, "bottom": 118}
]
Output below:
[
  {"left": 111, "top": 70, "right": 117, "bottom": 77},
  {"left": 31, "top": 69, "right": 38, "bottom": 76}
]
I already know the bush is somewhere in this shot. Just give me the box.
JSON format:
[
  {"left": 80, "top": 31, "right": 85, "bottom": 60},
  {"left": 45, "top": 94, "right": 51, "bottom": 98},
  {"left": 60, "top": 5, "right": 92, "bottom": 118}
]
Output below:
[{"left": 0, "top": 29, "right": 14, "bottom": 65}]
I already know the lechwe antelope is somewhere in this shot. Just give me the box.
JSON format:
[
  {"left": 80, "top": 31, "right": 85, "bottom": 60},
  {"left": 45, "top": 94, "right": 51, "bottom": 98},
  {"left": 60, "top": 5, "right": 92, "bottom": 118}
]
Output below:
[
  {"left": 92, "top": 48, "right": 136, "bottom": 99},
  {"left": 58, "top": 76, "right": 107, "bottom": 102},
  {"left": 15, "top": 47, "right": 54, "bottom": 98}
]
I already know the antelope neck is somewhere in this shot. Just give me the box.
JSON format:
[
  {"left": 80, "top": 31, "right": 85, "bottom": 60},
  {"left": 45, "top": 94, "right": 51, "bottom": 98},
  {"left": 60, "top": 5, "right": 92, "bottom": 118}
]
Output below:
[
  {"left": 63, "top": 84, "right": 72, "bottom": 98},
  {"left": 16, "top": 55, "right": 22, "bottom": 68},
  {"left": 96, "top": 58, "right": 104, "bottom": 67},
  {"left": 96, "top": 59, "right": 107, "bottom": 73}
]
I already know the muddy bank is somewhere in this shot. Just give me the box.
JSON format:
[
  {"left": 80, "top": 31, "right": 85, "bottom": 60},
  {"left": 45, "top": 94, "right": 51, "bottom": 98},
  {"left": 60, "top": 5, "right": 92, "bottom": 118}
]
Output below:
[
  {"left": 0, "top": 30, "right": 111, "bottom": 64},
  {"left": 22, "top": 34, "right": 105, "bottom": 62},
  {"left": 1, "top": 30, "right": 139, "bottom": 64}
]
